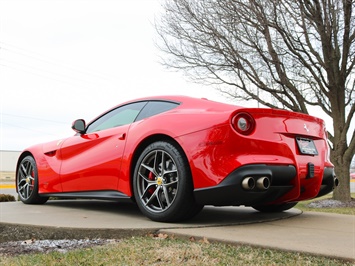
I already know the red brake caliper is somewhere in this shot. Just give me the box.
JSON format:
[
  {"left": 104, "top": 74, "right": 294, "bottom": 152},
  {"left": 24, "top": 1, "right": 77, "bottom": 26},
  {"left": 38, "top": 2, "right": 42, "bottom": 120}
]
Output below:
[
  {"left": 30, "top": 170, "right": 35, "bottom": 184},
  {"left": 148, "top": 172, "right": 155, "bottom": 195}
]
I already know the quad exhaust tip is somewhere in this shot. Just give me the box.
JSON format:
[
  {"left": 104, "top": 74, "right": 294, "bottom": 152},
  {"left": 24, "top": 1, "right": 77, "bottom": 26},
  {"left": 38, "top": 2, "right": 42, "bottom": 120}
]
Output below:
[
  {"left": 242, "top": 176, "right": 270, "bottom": 190},
  {"left": 256, "top": 176, "right": 271, "bottom": 190},
  {"left": 242, "top": 177, "right": 255, "bottom": 190}
]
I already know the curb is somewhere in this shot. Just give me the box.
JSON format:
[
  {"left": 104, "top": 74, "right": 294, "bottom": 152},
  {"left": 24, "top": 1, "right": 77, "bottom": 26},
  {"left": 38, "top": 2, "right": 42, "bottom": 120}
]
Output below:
[{"left": 0, "top": 222, "right": 155, "bottom": 243}]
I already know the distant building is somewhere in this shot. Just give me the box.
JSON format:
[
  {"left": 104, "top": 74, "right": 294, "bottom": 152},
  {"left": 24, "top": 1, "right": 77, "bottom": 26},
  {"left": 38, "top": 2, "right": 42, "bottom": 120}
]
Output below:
[{"left": 0, "top": 150, "right": 21, "bottom": 172}]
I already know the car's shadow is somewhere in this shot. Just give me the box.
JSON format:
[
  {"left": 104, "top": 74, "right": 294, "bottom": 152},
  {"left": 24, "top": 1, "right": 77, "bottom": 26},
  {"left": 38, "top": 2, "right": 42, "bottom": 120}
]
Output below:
[{"left": 45, "top": 199, "right": 300, "bottom": 226}]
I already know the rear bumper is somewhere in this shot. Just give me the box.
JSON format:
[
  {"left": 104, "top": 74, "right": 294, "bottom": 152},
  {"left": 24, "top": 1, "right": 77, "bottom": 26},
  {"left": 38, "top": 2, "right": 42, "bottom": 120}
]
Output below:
[
  {"left": 193, "top": 164, "right": 336, "bottom": 206},
  {"left": 194, "top": 164, "right": 295, "bottom": 206},
  {"left": 315, "top": 167, "right": 337, "bottom": 198}
]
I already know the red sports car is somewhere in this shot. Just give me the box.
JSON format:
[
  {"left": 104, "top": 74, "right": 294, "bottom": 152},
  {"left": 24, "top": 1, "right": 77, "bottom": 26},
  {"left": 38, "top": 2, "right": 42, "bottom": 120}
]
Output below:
[{"left": 16, "top": 96, "right": 337, "bottom": 222}]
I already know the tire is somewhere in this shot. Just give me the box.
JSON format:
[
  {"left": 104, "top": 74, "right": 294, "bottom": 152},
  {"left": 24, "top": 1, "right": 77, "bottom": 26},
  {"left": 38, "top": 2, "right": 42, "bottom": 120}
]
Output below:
[
  {"left": 16, "top": 155, "right": 48, "bottom": 204},
  {"left": 133, "top": 141, "right": 203, "bottom": 222},
  {"left": 252, "top": 202, "right": 298, "bottom": 213}
]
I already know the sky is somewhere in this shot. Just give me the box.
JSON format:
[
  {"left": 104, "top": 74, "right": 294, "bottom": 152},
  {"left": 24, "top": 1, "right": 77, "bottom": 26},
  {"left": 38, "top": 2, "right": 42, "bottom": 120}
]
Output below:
[
  {"left": 0, "top": 0, "right": 350, "bottom": 152},
  {"left": 0, "top": 0, "right": 231, "bottom": 151}
]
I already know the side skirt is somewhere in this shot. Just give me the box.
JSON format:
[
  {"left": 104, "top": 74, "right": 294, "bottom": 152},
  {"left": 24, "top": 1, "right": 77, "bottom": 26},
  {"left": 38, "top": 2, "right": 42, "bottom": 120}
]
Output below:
[{"left": 40, "top": 190, "right": 132, "bottom": 203}]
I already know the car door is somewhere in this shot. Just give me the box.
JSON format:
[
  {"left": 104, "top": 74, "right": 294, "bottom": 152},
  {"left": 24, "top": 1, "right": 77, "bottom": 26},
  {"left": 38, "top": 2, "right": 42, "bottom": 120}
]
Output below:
[{"left": 59, "top": 101, "right": 147, "bottom": 192}]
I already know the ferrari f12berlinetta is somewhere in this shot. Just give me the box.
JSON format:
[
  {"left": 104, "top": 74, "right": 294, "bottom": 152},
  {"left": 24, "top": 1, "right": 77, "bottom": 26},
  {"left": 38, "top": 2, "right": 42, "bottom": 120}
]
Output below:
[{"left": 16, "top": 96, "right": 338, "bottom": 222}]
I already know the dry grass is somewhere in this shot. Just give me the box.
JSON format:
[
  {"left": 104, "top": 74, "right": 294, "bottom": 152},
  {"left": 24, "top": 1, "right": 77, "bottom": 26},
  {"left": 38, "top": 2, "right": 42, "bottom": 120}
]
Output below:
[
  {"left": 0, "top": 235, "right": 352, "bottom": 266},
  {"left": 0, "top": 194, "right": 15, "bottom": 202}
]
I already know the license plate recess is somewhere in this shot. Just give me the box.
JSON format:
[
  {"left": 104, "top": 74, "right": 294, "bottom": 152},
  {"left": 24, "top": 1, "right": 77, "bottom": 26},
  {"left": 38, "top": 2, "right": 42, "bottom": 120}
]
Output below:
[{"left": 296, "top": 137, "right": 318, "bottom": 155}]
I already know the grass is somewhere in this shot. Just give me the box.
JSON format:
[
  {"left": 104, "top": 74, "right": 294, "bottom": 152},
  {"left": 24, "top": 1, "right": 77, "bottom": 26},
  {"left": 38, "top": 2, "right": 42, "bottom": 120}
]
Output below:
[
  {"left": 0, "top": 235, "right": 352, "bottom": 266},
  {"left": 0, "top": 194, "right": 16, "bottom": 202}
]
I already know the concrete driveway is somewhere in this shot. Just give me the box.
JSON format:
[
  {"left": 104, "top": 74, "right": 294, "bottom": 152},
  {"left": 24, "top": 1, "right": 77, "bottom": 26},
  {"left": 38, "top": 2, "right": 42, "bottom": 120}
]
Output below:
[{"left": 0, "top": 199, "right": 354, "bottom": 262}]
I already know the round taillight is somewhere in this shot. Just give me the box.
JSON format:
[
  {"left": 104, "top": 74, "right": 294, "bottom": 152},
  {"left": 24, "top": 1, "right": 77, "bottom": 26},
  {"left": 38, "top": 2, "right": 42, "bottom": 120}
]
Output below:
[
  {"left": 237, "top": 117, "right": 249, "bottom": 131},
  {"left": 232, "top": 112, "right": 255, "bottom": 135}
]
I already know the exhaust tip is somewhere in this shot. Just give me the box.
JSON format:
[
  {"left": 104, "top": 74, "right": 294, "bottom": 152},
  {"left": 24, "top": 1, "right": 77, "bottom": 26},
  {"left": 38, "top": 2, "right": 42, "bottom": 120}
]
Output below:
[
  {"left": 242, "top": 177, "right": 255, "bottom": 190},
  {"left": 256, "top": 177, "right": 271, "bottom": 190},
  {"left": 334, "top": 177, "right": 339, "bottom": 188}
]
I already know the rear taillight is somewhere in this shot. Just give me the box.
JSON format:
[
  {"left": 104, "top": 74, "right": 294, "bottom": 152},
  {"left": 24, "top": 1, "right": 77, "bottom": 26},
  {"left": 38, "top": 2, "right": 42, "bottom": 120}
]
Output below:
[{"left": 231, "top": 112, "right": 255, "bottom": 135}]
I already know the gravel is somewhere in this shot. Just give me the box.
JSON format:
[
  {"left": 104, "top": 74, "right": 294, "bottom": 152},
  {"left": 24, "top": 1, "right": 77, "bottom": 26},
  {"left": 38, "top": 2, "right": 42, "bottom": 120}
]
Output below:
[
  {"left": 307, "top": 198, "right": 355, "bottom": 208},
  {"left": 0, "top": 238, "right": 118, "bottom": 256}
]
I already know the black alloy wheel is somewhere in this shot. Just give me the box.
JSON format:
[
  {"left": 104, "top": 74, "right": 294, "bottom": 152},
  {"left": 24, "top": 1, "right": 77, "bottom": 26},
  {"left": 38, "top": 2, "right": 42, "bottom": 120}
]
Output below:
[
  {"left": 17, "top": 155, "right": 48, "bottom": 204},
  {"left": 133, "top": 141, "right": 203, "bottom": 222}
]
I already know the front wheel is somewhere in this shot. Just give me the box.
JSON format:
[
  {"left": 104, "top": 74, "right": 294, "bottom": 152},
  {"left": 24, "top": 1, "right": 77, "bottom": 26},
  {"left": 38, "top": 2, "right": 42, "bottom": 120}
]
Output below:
[
  {"left": 17, "top": 155, "right": 48, "bottom": 204},
  {"left": 252, "top": 202, "right": 298, "bottom": 213},
  {"left": 133, "top": 141, "right": 203, "bottom": 222}
]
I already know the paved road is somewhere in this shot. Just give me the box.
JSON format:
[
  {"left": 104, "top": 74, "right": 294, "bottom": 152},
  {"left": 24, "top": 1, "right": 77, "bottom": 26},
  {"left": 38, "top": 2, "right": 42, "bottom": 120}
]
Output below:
[{"left": 161, "top": 211, "right": 355, "bottom": 262}]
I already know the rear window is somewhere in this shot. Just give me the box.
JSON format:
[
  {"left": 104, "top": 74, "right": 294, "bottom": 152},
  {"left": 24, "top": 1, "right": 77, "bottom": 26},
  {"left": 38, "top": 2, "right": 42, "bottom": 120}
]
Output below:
[{"left": 135, "top": 101, "right": 179, "bottom": 121}]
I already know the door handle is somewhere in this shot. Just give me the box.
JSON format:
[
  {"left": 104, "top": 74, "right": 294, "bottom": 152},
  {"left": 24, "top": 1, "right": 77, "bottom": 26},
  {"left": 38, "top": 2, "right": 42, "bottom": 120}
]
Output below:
[{"left": 118, "top": 133, "right": 126, "bottom": 140}]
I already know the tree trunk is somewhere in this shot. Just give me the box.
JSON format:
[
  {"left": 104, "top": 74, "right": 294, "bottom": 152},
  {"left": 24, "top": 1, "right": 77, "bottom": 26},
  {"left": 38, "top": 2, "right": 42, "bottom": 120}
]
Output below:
[
  {"left": 330, "top": 103, "right": 352, "bottom": 202},
  {"left": 331, "top": 157, "right": 351, "bottom": 202}
]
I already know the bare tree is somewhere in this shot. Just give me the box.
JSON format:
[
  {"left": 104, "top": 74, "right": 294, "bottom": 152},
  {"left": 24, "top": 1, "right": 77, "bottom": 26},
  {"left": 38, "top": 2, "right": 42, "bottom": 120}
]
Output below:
[{"left": 156, "top": 0, "right": 355, "bottom": 201}]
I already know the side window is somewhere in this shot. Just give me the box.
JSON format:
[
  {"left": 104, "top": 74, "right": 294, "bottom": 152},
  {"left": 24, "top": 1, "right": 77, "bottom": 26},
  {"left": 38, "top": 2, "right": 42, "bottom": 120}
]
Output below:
[
  {"left": 86, "top": 102, "right": 147, "bottom": 133},
  {"left": 135, "top": 101, "right": 179, "bottom": 121}
]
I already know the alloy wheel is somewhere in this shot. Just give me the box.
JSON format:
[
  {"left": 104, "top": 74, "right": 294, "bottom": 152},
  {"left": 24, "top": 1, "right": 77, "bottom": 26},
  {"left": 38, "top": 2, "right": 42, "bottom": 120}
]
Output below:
[
  {"left": 136, "top": 149, "right": 179, "bottom": 213},
  {"left": 17, "top": 157, "right": 36, "bottom": 201}
]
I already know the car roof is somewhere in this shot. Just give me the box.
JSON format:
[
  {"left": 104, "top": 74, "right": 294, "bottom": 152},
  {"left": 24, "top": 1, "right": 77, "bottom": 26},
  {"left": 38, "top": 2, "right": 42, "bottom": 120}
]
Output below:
[{"left": 122, "top": 95, "right": 238, "bottom": 110}]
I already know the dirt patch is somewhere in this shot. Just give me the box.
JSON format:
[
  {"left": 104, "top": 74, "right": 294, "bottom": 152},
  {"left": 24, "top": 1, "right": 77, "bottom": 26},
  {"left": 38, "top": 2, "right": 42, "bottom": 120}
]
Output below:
[{"left": 0, "top": 222, "right": 151, "bottom": 256}]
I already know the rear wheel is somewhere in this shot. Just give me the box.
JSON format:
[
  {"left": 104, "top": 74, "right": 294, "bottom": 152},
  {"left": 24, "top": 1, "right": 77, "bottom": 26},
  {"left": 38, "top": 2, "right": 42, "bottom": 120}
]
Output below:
[
  {"left": 252, "top": 202, "right": 298, "bottom": 213},
  {"left": 133, "top": 141, "right": 203, "bottom": 222},
  {"left": 17, "top": 156, "right": 48, "bottom": 204}
]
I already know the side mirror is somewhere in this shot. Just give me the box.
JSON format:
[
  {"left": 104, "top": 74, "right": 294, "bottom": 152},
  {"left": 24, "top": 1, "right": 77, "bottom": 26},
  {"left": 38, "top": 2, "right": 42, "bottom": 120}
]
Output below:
[{"left": 72, "top": 119, "right": 86, "bottom": 134}]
